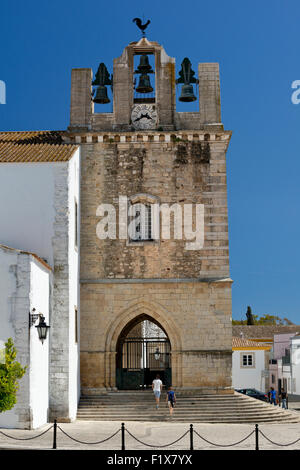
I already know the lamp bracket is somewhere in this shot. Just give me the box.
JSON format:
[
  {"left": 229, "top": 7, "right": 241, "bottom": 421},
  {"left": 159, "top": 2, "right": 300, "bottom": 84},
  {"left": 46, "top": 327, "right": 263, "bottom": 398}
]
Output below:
[{"left": 29, "top": 309, "right": 40, "bottom": 328}]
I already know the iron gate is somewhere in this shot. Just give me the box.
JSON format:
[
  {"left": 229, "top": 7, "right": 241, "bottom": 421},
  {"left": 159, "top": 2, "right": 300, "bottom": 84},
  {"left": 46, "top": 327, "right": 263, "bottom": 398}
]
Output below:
[{"left": 116, "top": 337, "right": 171, "bottom": 390}]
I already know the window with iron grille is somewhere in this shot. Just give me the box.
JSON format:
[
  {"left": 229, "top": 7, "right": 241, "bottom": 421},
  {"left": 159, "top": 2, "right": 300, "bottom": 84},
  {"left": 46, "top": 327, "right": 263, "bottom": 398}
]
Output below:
[{"left": 130, "top": 203, "right": 153, "bottom": 241}]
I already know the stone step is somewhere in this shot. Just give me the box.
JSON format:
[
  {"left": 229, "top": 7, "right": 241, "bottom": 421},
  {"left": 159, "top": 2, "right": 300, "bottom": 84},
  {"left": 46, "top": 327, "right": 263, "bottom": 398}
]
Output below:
[
  {"left": 78, "top": 400, "right": 269, "bottom": 406},
  {"left": 76, "top": 415, "right": 296, "bottom": 423},
  {"left": 78, "top": 398, "right": 264, "bottom": 403},
  {"left": 77, "top": 406, "right": 281, "bottom": 413},
  {"left": 77, "top": 417, "right": 300, "bottom": 423},
  {"left": 78, "top": 402, "right": 274, "bottom": 410},
  {"left": 77, "top": 392, "right": 300, "bottom": 424},
  {"left": 77, "top": 409, "right": 294, "bottom": 417}
]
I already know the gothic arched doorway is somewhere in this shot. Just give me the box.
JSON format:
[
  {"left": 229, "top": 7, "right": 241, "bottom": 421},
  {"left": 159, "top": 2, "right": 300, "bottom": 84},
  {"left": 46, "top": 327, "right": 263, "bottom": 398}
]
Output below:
[{"left": 116, "top": 314, "right": 171, "bottom": 390}]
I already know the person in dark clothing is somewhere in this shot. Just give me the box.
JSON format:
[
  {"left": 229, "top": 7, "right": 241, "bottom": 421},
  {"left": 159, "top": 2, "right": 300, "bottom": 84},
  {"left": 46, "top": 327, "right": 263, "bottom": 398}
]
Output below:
[
  {"left": 166, "top": 386, "right": 176, "bottom": 417},
  {"left": 280, "top": 389, "right": 288, "bottom": 409},
  {"left": 270, "top": 387, "right": 277, "bottom": 405}
]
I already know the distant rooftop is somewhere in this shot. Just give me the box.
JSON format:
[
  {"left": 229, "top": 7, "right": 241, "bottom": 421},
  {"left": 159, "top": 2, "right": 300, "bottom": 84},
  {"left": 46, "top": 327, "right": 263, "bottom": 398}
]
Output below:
[
  {"left": 232, "top": 336, "right": 271, "bottom": 349},
  {"left": 0, "top": 131, "right": 77, "bottom": 163},
  {"left": 233, "top": 325, "right": 300, "bottom": 341}
]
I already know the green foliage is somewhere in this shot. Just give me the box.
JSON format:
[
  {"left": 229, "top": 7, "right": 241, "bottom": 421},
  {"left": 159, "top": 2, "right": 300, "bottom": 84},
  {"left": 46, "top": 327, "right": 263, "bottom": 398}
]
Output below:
[
  {"left": 232, "top": 310, "right": 294, "bottom": 326},
  {"left": 0, "top": 338, "right": 27, "bottom": 413}
]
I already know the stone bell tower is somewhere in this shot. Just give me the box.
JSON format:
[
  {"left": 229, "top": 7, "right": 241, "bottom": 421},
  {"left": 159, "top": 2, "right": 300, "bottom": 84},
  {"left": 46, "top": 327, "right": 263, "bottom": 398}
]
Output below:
[
  {"left": 67, "top": 34, "right": 233, "bottom": 394},
  {"left": 69, "top": 37, "right": 223, "bottom": 133}
]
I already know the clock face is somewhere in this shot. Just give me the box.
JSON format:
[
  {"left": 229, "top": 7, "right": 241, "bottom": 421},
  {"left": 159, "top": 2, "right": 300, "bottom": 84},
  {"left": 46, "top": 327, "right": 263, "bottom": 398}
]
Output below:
[{"left": 131, "top": 104, "right": 157, "bottom": 130}]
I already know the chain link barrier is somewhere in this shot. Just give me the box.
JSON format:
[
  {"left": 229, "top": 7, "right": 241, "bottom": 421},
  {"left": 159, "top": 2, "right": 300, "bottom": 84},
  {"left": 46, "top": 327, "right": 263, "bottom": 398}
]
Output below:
[
  {"left": 193, "top": 429, "right": 255, "bottom": 448},
  {"left": 57, "top": 425, "right": 120, "bottom": 445},
  {"left": 125, "top": 428, "right": 190, "bottom": 448},
  {"left": 258, "top": 429, "right": 300, "bottom": 447},
  {"left": 1, "top": 422, "right": 300, "bottom": 449},
  {"left": 0, "top": 425, "right": 53, "bottom": 441}
]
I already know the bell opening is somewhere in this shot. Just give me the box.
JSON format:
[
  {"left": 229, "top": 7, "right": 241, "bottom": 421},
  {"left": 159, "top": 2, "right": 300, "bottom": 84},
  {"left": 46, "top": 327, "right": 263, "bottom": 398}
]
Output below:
[
  {"left": 176, "top": 58, "right": 199, "bottom": 111},
  {"left": 134, "top": 53, "right": 155, "bottom": 103},
  {"left": 92, "top": 62, "right": 113, "bottom": 114}
]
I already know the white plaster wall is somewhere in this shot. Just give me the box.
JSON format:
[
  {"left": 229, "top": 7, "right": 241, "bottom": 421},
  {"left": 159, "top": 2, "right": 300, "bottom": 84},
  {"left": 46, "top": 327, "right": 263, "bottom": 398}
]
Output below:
[
  {"left": 0, "top": 163, "right": 56, "bottom": 266},
  {"left": 0, "top": 247, "right": 51, "bottom": 429},
  {"left": 67, "top": 150, "right": 80, "bottom": 420},
  {"left": 49, "top": 149, "right": 81, "bottom": 421},
  {"left": 291, "top": 337, "right": 300, "bottom": 395},
  {"left": 282, "top": 365, "right": 292, "bottom": 393},
  {"left": 29, "top": 258, "right": 50, "bottom": 429},
  {"left": 0, "top": 151, "right": 81, "bottom": 423},
  {"left": 232, "top": 349, "right": 266, "bottom": 392},
  {"left": 0, "top": 248, "right": 21, "bottom": 428}
]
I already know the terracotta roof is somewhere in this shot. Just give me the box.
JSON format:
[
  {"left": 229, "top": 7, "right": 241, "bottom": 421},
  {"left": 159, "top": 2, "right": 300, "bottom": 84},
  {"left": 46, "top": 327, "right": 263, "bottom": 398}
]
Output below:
[
  {"left": 0, "top": 131, "right": 78, "bottom": 163},
  {"left": 232, "top": 325, "right": 300, "bottom": 340},
  {"left": 232, "top": 336, "right": 271, "bottom": 349},
  {"left": 0, "top": 244, "right": 52, "bottom": 271}
]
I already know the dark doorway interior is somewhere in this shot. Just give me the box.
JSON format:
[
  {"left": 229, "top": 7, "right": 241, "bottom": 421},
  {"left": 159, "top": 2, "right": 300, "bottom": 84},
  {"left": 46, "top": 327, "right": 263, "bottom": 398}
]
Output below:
[{"left": 116, "top": 315, "right": 172, "bottom": 390}]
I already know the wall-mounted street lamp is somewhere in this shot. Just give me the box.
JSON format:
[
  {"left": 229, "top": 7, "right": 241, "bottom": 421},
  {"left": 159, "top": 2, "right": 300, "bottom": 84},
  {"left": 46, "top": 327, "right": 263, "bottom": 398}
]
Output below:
[{"left": 29, "top": 309, "right": 50, "bottom": 344}]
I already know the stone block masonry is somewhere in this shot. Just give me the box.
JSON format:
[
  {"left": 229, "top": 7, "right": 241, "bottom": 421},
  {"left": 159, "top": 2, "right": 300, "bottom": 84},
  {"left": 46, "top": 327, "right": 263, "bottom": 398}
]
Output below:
[
  {"left": 80, "top": 279, "right": 232, "bottom": 393},
  {"left": 80, "top": 137, "right": 231, "bottom": 281},
  {"left": 79, "top": 135, "right": 233, "bottom": 393}
]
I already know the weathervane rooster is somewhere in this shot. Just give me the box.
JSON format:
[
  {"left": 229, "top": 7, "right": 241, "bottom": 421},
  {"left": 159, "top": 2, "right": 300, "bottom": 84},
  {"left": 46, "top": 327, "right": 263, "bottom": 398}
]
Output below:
[{"left": 133, "top": 18, "right": 151, "bottom": 37}]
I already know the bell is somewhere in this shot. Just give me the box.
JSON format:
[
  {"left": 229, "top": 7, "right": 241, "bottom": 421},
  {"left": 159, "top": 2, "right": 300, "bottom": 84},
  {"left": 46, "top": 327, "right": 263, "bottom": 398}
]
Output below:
[
  {"left": 179, "top": 84, "right": 197, "bottom": 102},
  {"left": 93, "top": 85, "right": 110, "bottom": 104},
  {"left": 135, "top": 74, "right": 153, "bottom": 94},
  {"left": 135, "top": 54, "right": 154, "bottom": 74}
]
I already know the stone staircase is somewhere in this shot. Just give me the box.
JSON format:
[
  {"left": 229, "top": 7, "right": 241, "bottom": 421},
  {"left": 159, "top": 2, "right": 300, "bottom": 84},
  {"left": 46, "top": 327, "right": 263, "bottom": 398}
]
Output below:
[{"left": 77, "top": 391, "right": 300, "bottom": 423}]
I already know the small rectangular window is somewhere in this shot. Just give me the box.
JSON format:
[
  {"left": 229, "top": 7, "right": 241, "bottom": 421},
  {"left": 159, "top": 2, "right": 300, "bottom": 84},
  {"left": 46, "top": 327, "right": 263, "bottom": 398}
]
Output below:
[
  {"left": 75, "top": 200, "right": 78, "bottom": 248},
  {"left": 242, "top": 353, "right": 254, "bottom": 367},
  {"left": 75, "top": 308, "right": 78, "bottom": 343}
]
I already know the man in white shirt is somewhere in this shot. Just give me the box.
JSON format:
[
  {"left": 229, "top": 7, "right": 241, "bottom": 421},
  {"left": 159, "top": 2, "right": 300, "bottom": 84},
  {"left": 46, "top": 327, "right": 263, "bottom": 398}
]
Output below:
[{"left": 152, "top": 374, "right": 163, "bottom": 409}]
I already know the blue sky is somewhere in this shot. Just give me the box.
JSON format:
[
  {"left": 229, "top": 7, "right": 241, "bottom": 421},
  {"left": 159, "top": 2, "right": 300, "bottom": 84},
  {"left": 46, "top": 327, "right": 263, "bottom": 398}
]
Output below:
[{"left": 1, "top": 0, "right": 300, "bottom": 323}]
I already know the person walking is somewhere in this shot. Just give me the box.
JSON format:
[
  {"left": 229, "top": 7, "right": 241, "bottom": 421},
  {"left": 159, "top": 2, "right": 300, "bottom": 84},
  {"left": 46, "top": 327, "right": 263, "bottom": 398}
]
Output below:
[
  {"left": 152, "top": 374, "right": 163, "bottom": 409},
  {"left": 280, "top": 389, "right": 288, "bottom": 409},
  {"left": 270, "top": 387, "right": 277, "bottom": 405},
  {"left": 166, "top": 386, "right": 176, "bottom": 417}
]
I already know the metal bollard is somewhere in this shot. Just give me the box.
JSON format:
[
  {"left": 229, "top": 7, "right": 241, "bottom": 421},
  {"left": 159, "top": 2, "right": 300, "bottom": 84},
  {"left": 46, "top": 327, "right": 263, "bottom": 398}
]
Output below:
[
  {"left": 53, "top": 419, "right": 57, "bottom": 449},
  {"left": 255, "top": 424, "right": 259, "bottom": 451},
  {"left": 190, "top": 424, "right": 194, "bottom": 451},
  {"left": 121, "top": 422, "right": 125, "bottom": 450}
]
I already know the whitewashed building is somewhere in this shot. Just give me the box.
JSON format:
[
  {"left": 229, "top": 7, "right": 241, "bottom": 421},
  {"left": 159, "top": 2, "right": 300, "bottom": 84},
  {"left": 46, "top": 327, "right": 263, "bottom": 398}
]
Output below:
[
  {"left": 232, "top": 336, "right": 271, "bottom": 393},
  {"left": 0, "top": 244, "right": 51, "bottom": 429},
  {"left": 0, "top": 131, "right": 80, "bottom": 428},
  {"left": 270, "top": 334, "right": 300, "bottom": 396}
]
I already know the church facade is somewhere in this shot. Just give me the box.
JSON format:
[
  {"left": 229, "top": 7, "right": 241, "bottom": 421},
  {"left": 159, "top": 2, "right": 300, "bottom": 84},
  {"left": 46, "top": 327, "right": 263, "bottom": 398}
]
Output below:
[
  {"left": 70, "top": 37, "right": 233, "bottom": 395},
  {"left": 0, "top": 36, "right": 232, "bottom": 428}
]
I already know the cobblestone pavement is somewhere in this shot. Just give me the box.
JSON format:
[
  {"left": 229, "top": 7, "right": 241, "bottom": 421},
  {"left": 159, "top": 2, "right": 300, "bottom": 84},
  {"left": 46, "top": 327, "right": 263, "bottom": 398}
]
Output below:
[{"left": 1, "top": 419, "right": 300, "bottom": 450}]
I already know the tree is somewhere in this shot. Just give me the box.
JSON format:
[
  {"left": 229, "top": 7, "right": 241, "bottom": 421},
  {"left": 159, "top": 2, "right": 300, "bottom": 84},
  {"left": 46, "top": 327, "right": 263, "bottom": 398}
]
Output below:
[
  {"left": 0, "top": 338, "right": 27, "bottom": 413},
  {"left": 246, "top": 306, "right": 255, "bottom": 325}
]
